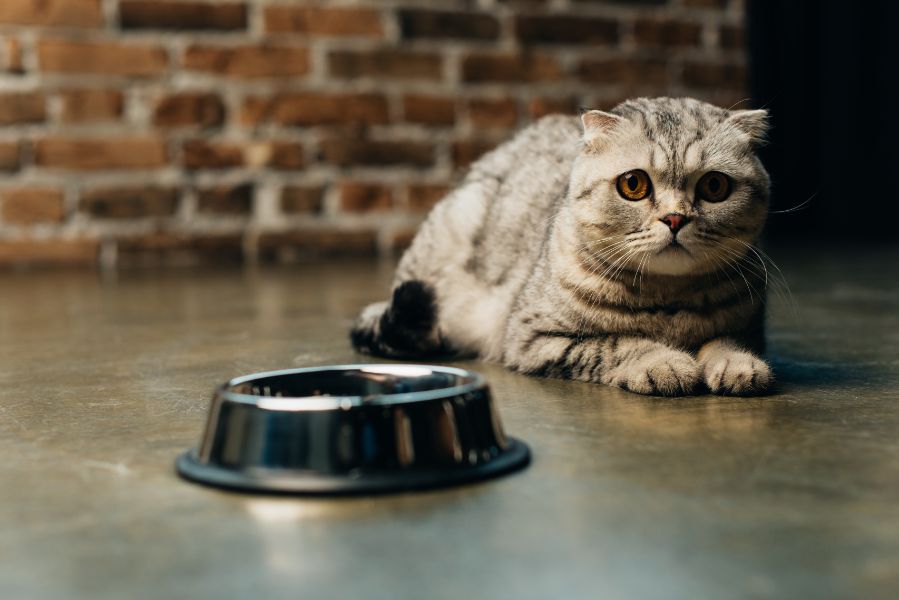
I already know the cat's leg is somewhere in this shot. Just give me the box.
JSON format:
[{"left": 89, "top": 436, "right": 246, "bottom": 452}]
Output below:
[
  {"left": 697, "top": 338, "right": 772, "bottom": 395},
  {"left": 506, "top": 329, "right": 702, "bottom": 396},
  {"left": 350, "top": 280, "right": 450, "bottom": 358}
]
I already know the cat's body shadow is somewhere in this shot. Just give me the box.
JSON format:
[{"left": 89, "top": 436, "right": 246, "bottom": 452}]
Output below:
[{"left": 767, "top": 354, "right": 878, "bottom": 388}]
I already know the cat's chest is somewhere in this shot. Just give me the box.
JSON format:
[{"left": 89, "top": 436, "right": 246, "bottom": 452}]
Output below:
[{"left": 561, "top": 280, "right": 759, "bottom": 348}]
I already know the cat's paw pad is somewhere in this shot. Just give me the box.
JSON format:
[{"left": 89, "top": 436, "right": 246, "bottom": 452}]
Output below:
[
  {"left": 610, "top": 349, "right": 701, "bottom": 396},
  {"left": 704, "top": 352, "right": 771, "bottom": 396}
]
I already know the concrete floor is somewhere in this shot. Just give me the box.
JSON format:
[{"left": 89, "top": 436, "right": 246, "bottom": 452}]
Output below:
[{"left": 1, "top": 245, "right": 897, "bottom": 599}]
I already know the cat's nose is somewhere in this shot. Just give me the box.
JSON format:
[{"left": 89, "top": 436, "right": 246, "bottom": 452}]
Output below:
[{"left": 660, "top": 213, "right": 688, "bottom": 233}]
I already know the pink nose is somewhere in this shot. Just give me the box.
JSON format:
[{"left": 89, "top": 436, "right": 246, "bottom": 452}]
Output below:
[{"left": 660, "top": 213, "right": 688, "bottom": 233}]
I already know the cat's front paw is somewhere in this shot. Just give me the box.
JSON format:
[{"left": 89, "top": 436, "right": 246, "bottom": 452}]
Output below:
[
  {"left": 607, "top": 348, "right": 701, "bottom": 396},
  {"left": 702, "top": 350, "right": 771, "bottom": 396}
]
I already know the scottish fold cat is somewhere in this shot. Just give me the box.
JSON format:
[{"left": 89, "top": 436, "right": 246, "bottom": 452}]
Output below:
[{"left": 352, "top": 97, "right": 773, "bottom": 396}]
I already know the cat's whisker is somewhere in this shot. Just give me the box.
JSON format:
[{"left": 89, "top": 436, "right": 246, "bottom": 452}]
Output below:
[
  {"left": 595, "top": 246, "right": 638, "bottom": 282},
  {"left": 769, "top": 192, "right": 817, "bottom": 215},
  {"left": 702, "top": 244, "right": 743, "bottom": 299},
  {"left": 727, "top": 238, "right": 797, "bottom": 316},
  {"left": 578, "top": 241, "right": 634, "bottom": 272},
  {"left": 699, "top": 238, "right": 762, "bottom": 303},
  {"left": 711, "top": 235, "right": 792, "bottom": 301},
  {"left": 725, "top": 97, "right": 752, "bottom": 111},
  {"left": 633, "top": 250, "right": 651, "bottom": 289},
  {"left": 609, "top": 250, "right": 640, "bottom": 283},
  {"left": 575, "top": 234, "right": 628, "bottom": 253}
]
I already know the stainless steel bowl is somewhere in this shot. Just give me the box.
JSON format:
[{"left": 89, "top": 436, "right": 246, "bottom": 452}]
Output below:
[{"left": 176, "top": 364, "right": 530, "bottom": 494}]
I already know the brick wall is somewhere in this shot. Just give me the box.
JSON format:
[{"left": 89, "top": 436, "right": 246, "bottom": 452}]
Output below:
[{"left": 0, "top": 0, "right": 747, "bottom": 268}]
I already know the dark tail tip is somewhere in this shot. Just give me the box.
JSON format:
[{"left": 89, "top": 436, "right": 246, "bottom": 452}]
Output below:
[
  {"left": 388, "top": 280, "right": 437, "bottom": 332},
  {"left": 377, "top": 280, "right": 440, "bottom": 356},
  {"left": 349, "top": 280, "right": 441, "bottom": 358}
]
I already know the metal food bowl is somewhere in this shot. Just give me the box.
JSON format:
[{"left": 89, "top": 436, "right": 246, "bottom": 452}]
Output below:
[{"left": 176, "top": 364, "right": 530, "bottom": 494}]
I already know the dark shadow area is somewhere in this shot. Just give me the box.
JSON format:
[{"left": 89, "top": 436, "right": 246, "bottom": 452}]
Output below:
[
  {"left": 767, "top": 353, "right": 882, "bottom": 388},
  {"left": 749, "top": 1, "right": 899, "bottom": 242}
]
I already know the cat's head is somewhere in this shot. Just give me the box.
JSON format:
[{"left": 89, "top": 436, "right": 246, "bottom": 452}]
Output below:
[{"left": 568, "top": 97, "right": 770, "bottom": 277}]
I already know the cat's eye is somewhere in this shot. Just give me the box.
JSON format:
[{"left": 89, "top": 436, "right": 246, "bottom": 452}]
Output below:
[
  {"left": 696, "top": 171, "right": 732, "bottom": 203},
  {"left": 616, "top": 170, "right": 652, "bottom": 201}
]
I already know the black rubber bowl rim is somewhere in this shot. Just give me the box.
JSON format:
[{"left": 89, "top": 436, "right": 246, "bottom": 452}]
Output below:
[{"left": 175, "top": 438, "right": 531, "bottom": 496}]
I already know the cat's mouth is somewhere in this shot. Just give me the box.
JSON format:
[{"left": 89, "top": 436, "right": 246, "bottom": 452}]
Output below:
[
  {"left": 660, "top": 239, "right": 690, "bottom": 254},
  {"left": 644, "top": 243, "right": 697, "bottom": 276}
]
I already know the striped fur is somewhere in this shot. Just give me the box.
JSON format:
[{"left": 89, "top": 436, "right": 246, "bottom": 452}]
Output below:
[{"left": 351, "top": 97, "right": 774, "bottom": 396}]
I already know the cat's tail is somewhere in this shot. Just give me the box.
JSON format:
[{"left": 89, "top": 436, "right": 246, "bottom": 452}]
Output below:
[{"left": 350, "top": 280, "right": 450, "bottom": 359}]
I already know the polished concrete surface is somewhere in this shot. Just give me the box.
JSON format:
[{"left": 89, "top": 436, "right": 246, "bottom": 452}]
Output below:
[{"left": 1, "top": 245, "right": 898, "bottom": 599}]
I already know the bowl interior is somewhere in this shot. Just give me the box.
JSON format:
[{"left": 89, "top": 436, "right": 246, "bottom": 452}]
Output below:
[{"left": 227, "top": 365, "right": 479, "bottom": 402}]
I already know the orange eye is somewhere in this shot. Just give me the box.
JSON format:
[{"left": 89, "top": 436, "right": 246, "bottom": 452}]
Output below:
[
  {"left": 696, "top": 171, "right": 732, "bottom": 202},
  {"left": 616, "top": 170, "right": 652, "bottom": 201}
]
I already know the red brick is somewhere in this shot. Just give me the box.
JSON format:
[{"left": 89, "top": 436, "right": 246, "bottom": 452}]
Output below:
[
  {"left": 2, "top": 187, "right": 65, "bottom": 224},
  {"left": 35, "top": 137, "right": 167, "bottom": 170},
  {"left": 197, "top": 184, "right": 252, "bottom": 215},
  {"left": 182, "top": 140, "right": 243, "bottom": 170},
  {"left": 258, "top": 230, "right": 378, "bottom": 260},
  {"left": 468, "top": 98, "right": 518, "bottom": 129},
  {"left": 264, "top": 6, "right": 383, "bottom": 37},
  {"left": 267, "top": 142, "right": 305, "bottom": 170},
  {"left": 182, "top": 139, "right": 306, "bottom": 170},
  {"left": 462, "top": 52, "right": 561, "bottom": 83},
  {"left": 0, "top": 239, "right": 99, "bottom": 267},
  {"left": 0, "top": 0, "right": 102, "bottom": 28},
  {"left": 59, "top": 89, "right": 123, "bottom": 123},
  {"left": 38, "top": 39, "right": 168, "bottom": 77},
  {"left": 572, "top": 0, "right": 667, "bottom": 4},
  {"left": 683, "top": 61, "right": 746, "bottom": 89},
  {"left": 720, "top": 24, "right": 745, "bottom": 50},
  {"left": 578, "top": 57, "right": 669, "bottom": 87},
  {"left": 682, "top": 0, "right": 728, "bottom": 7},
  {"left": 281, "top": 186, "right": 324, "bottom": 214},
  {"left": 452, "top": 139, "right": 499, "bottom": 168},
  {"left": 339, "top": 182, "right": 393, "bottom": 212},
  {"left": 80, "top": 187, "right": 178, "bottom": 219},
  {"left": 320, "top": 139, "right": 434, "bottom": 168},
  {"left": 120, "top": 1, "right": 247, "bottom": 31},
  {"left": 0, "top": 142, "right": 19, "bottom": 171},
  {"left": 241, "top": 93, "right": 389, "bottom": 127},
  {"left": 328, "top": 49, "right": 442, "bottom": 81},
  {"left": 117, "top": 233, "right": 244, "bottom": 265},
  {"left": 183, "top": 44, "right": 309, "bottom": 78},
  {"left": 403, "top": 95, "right": 456, "bottom": 126},
  {"left": 528, "top": 97, "right": 577, "bottom": 118},
  {"left": 634, "top": 18, "right": 703, "bottom": 47},
  {"left": 515, "top": 16, "right": 618, "bottom": 46},
  {"left": 0, "top": 92, "right": 45, "bottom": 125},
  {"left": 406, "top": 184, "right": 449, "bottom": 211},
  {"left": 1, "top": 38, "right": 23, "bottom": 73},
  {"left": 182, "top": 139, "right": 304, "bottom": 170},
  {"left": 398, "top": 10, "right": 499, "bottom": 40},
  {"left": 153, "top": 93, "right": 225, "bottom": 128}
]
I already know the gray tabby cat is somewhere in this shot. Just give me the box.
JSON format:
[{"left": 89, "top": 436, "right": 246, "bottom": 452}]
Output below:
[{"left": 351, "top": 97, "right": 773, "bottom": 396}]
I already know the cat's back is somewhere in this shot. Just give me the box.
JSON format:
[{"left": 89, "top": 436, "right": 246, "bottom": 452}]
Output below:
[
  {"left": 397, "top": 114, "right": 582, "bottom": 285},
  {"left": 471, "top": 114, "right": 582, "bottom": 182},
  {"left": 460, "top": 114, "right": 583, "bottom": 283}
]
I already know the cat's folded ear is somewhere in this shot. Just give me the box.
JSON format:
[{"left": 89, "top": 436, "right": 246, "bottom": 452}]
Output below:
[
  {"left": 581, "top": 110, "right": 625, "bottom": 152},
  {"left": 725, "top": 109, "right": 769, "bottom": 147}
]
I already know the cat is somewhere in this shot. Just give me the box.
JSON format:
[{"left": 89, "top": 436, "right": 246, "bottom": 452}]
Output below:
[{"left": 351, "top": 97, "right": 774, "bottom": 396}]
